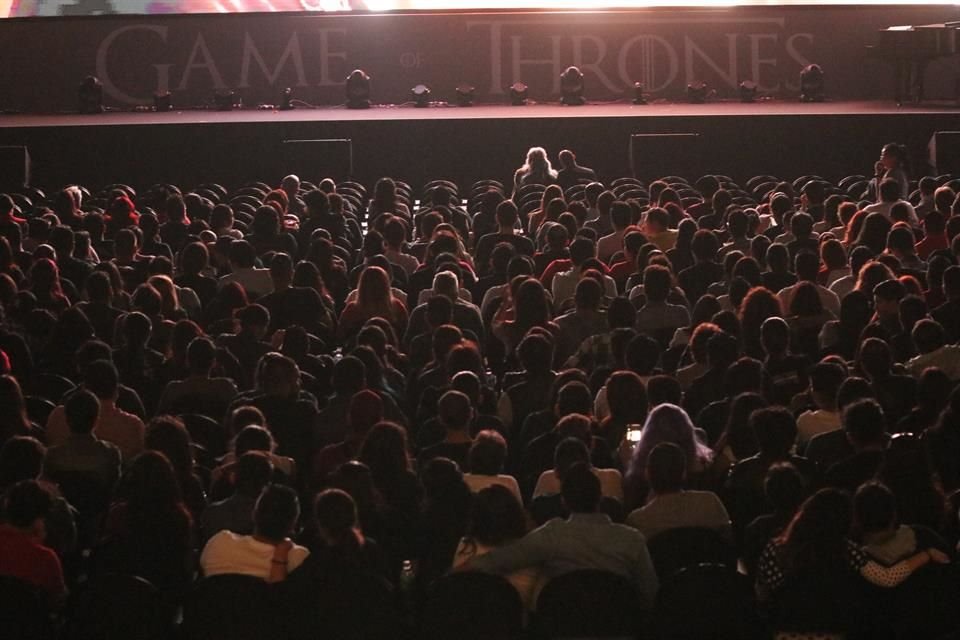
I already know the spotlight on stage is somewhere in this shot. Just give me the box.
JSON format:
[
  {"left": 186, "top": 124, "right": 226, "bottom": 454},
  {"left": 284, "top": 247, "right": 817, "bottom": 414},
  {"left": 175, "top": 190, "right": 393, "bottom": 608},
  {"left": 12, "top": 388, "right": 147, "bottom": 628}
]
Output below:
[
  {"left": 686, "top": 81, "right": 708, "bottom": 104},
  {"left": 509, "top": 82, "right": 528, "bottom": 106},
  {"left": 280, "top": 87, "right": 294, "bottom": 111},
  {"left": 739, "top": 80, "right": 758, "bottom": 103},
  {"left": 560, "top": 66, "right": 585, "bottom": 106},
  {"left": 346, "top": 69, "right": 371, "bottom": 109},
  {"left": 800, "top": 64, "right": 825, "bottom": 102},
  {"left": 411, "top": 84, "right": 431, "bottom": 108},
  {"left": 455, "top": 84, "right": 476, "bottom": 107},
  {"left": 77, "top": 76, "right": 104, "bottom": 114},
  {"left": 632, "top": 82, "right": 647, "bottom": 105},
  {"left": 214, "top": 90, "right": 237, "bottom": 111},
  {"left": 153, "top": 91, "right": 173, "bottom": 113}
]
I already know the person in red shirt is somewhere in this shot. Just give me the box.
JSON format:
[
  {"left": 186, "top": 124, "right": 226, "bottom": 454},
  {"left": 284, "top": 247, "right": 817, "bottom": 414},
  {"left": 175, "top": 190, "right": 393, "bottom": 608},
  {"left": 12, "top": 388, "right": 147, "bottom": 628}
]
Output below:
[
  {"left": 0, "top": 480, "right": 66, "bottom": 605},
  {"left": 609, "top": 230, "right": 646, "bottom": 293},
  {"left": 0, "top": 194, "right": 26, "bottom": 240},
  {"left": 916, "top": 210, "right": 948, "bottom": 260}
]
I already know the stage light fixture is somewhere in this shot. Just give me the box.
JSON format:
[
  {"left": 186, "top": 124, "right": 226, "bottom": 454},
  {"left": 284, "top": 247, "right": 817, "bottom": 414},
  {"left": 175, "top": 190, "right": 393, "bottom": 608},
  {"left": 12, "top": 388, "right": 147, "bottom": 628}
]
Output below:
[
  {"left": 632, "top": 82, "right": 647, "bottom": 105},
  {"left": 77, "top": 76, "right": 104, "bottom": 114},
  {"left": 739, "top": 80, "right": 758, "bottom": 103},
  {"left": 346, "top": 69, "right": 371, "bottom": 109},
  {"left": 800, "top": 64, "right": 825, "bottom": 102},
  {"left": 214, "top": 90, "right": 237, "bottom": 111},
  {"left": 455, "top": 84, "right": 476, "bottom": 107},
  {"left": 509, "top": 82, "right": 528, "bottom": 106},
  {"left": 411, "top": 84, "right": 431, "bottom": 108},
  {"left": 686, "top": 81, "right": 708, "bottom": 104},
  {"left": 153, "top": 91, "right": 172, "bottom": 113},
  {"left": 280, "top": 87, "right": 294, "bottom": 111},
  {"left": 560, "top": 66, "right": 585, "bottom": 106}
]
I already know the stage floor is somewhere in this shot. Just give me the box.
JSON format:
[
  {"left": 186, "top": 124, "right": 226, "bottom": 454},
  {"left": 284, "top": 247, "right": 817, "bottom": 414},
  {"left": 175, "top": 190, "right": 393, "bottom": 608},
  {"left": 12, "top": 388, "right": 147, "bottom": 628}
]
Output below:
[
  {"left": 1, "top": 98, "right": 958, "bottom": 191},
  {"left": 1, "top": 99, "right": 958, "bottom": 128}
]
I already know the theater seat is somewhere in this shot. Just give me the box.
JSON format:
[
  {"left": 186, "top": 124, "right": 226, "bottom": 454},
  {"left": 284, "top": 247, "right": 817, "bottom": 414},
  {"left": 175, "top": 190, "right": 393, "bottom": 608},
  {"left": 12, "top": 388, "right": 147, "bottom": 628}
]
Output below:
[
  {"left": 534, "top": 569, "right": 645, "bottom": 639},
  {"left": 423, "top": 571, "right": 524, "bottom": 640}
]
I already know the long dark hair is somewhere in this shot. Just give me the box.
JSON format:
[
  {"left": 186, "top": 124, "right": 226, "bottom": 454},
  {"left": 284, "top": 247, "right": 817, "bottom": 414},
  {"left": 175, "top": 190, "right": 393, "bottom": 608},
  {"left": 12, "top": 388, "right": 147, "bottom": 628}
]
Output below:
[
  {"left": 714, "top": 393, "right": 766, "bottom": 461},
  {"left": 120, "top": 450, "right": 191, "bottom": 541},
  {"left": 0, "top": 375, "right": 31, "bottom": 437},
  {"left": 358, "top": 421, "right": 411, "bottom": 487},
  {"left": 464, "top": 485, "right": 527, "bottom": 548},
  {"left": 776, "top": 488, "right": 852, "bottom": 573},
  {"left": 313, "top": 488, "right": 363, "bottom": 553}
]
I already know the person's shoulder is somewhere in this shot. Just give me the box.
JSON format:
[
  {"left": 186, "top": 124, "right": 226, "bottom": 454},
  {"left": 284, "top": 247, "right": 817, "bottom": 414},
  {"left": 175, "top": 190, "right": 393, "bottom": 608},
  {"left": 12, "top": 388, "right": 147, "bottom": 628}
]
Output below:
[
  {"left": 609, "top": 520, "right": 648, "bottom": 541},
  {"left": 204, "top": 528, "right": 241, "bottom": 549}
]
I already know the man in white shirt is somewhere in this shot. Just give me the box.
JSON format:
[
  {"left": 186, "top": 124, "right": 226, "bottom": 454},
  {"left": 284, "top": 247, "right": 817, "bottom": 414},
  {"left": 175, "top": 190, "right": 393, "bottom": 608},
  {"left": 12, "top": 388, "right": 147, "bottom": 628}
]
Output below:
[
  {"left": 862, "top": 178, "right": 919, "bottom": 227},
  {"left": 829, "top": 246, "right": 872, "bottom": 302},
  {"left": 797, "top": 362, "right": 845, "bottom": 447},
  {"left": 200, "top": 484, "right": 309, "bottom": 581},
  {"left": 596, "top": 201, "right": 633, "bottom": 264},
  {"left": 218, "top": 240, "right": 273, "bottom": 299},
  {"left": 906, "top": 319, "right": 960, "bottom": 381},
  {"left": 552, "top": 237, "right": 617, "bottom": 312},
  {"left": 778, "top": 252, "right": 840, "bottom": 317}
]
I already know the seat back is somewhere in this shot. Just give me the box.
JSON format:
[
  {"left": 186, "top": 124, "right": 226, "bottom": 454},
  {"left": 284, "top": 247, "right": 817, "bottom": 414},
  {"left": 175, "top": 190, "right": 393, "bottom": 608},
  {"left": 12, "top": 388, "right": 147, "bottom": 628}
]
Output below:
[
  {"left": 887, "top": 563, "right": 960, "bottom": 639},
  {"left": 655, "top": 563, "right": 754, "bottom": 640},
  {"left": 770, "top": 566, "right": 871, "bottom": 636},
  {"left": 25, "top": 396, "right": 56, "bottom": 426},
  {"left": 646, "top": 527, "right": 735, "bottom": 580},
  {"left": 423, "top": 572, "right": 524, "bottom": 640},
  {"left": 534, "top": 569, "right": 643, "bottom": 639},
  {"left": 182, "top": 574, "right": 273, "bottom": 640},
  {"left": 34, "top": 373, "right": 76, "bottom": 401},
  {"left": 0, "top": 575, "right": 54, "bottom": 640},
  {"left": 180, "top": 413, "right": 228, "bottom": 457},
  {"left": 62, "top": 574, "right": 166, "bottom": 640}
]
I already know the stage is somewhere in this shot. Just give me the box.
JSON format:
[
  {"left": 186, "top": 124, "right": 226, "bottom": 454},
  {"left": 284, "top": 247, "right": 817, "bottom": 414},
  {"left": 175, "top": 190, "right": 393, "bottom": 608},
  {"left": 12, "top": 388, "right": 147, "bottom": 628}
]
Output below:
[{"left": 1, "top": 99, "right": 958, "bottom": 191}]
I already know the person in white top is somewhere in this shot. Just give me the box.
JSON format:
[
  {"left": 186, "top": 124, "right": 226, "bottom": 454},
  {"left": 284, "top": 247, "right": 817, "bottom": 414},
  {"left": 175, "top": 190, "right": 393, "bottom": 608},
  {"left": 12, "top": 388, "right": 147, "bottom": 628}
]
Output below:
[
  {"left": 796, "top": 362, "right": 846, "bottom": 447},
  {"left": 777, "top": 252, "right": 840, "bottom": 318},
  {"left": 862, "top": 178, "right": 919, "bottom": 227},
  {"left": 534, "top": 437, "right": 624, "bottom": 502},
  {"left": 200, "top": 484, "right": 309, "bottom": 581},
  {"left": 829, "top": 246, "right": 872, "bottom": 302},
  {"left": 596, "top": 202, "right": 633, "bottom": 264},
  {"left": 552, "top": 237, "right": 617, "bottom": 312},
  {"left": 906, "top": 319, "right": 960, "bottom": 381},
  {"left": 218, "top": 240, "right": 273, "bottom": 299},
  {"left": 462, "top": 431, "right": 523, "bottom": 505},
  {"left": 382, "top": 216, "right": 421, "bottom": 277}
]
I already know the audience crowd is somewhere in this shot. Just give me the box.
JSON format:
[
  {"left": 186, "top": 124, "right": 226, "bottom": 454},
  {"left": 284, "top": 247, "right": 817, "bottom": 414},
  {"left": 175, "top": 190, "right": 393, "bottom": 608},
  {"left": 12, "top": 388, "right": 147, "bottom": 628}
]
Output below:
[{"left": 1, "top": 141, "right": 960, "bottom": 638}]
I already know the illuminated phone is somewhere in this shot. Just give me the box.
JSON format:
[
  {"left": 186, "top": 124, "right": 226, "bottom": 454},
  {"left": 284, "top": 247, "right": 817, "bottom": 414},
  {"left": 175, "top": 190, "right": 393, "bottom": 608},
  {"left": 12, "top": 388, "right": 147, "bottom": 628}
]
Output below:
[{"left": 626, "top": 424, "right": 643, "bottom": 445}]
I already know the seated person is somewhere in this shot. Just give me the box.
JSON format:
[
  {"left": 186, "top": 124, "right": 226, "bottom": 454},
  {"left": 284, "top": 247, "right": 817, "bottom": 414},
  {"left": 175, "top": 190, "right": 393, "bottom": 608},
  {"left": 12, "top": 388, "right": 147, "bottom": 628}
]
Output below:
[
  {"left": 533, "top": 436, "right": 623, "bottom": 502},
  {"left": 626, "top": 443, "right": 732, "bottom": 542},
  {"left": 200, "top": 452, "right": 274, "bottom": 542},
  {"left": 0, "top": 480, "right": 66, "bottom": 606},
  {"left": 453, "top": 485, "right": 536, "bottom": 609},
  {"left": 462, "top": 430, "right": 522, "bottom": 505},
  {"left": 463, "top": 463, "right": 660, "bottom": 610},
  {"left": 853, "top": 481, "right": 948, "bottom": 566},
  {"left": 200, "top": 484, "right": 309, "bottom": 582}
]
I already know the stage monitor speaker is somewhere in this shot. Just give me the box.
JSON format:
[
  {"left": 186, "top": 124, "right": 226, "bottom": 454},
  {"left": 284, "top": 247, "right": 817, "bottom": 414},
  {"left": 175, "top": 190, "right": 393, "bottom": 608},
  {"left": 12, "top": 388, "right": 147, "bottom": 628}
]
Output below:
[
  {"left": 0, "top": 146, "right": 30, "bottom": 191},
  {"left": 928, "top": 131, "right": 960, "bottom": 176},
  {"left": 281, "top": 139, "right": 353, "bottom": 182},
  {"left": 630, "top": 133, "right": 701, "bottom": 180}
]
